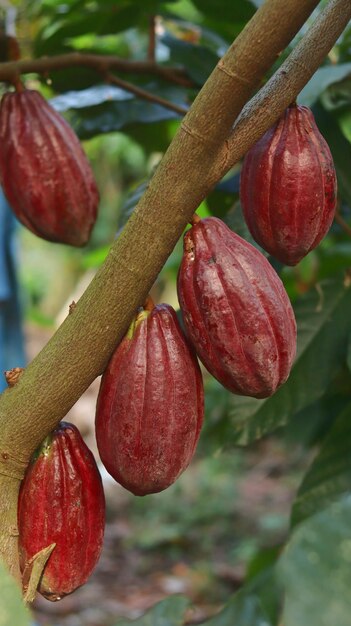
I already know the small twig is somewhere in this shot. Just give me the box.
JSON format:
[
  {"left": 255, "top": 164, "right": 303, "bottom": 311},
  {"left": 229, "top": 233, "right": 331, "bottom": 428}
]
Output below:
[
  {"left": 190, "top": 213, "right": 201, "bottom": 225},
  {"left": 335, "top": 210, "right": 351, "bottom": 238},
  {"left": 105, "top": 71, "right": 188, "bottom": 116},
  {"left": 143, "top": 295, "right": 155, "bottom": 311},
  {"left": 148, "top": 15, "right": 156, "bottom": 62},
  {"left": 0, "top": 52, "right": 194, "bottom": 87}
]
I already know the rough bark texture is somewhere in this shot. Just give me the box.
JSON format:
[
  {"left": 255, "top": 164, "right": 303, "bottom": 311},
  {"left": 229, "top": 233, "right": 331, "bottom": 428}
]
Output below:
[
  {"left": 0, "top": 0, "right": 348, "bottom": 583},
  {"left": 224, "top": 0, "right": 351, "bottom": 170}
]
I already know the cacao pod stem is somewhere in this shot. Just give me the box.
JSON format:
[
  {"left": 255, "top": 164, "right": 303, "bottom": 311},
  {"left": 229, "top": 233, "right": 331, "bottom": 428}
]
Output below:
[{"left": 4, "top": 367, "right": 25, "bottom": 388}]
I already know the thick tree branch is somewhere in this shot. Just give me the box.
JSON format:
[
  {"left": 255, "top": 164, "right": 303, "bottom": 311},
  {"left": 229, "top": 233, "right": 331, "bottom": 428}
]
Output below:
[
  {"left": 0, "top": 0, "right": 325, "bottom": 579},
  {"left": 221, "top": 0, "right": 351, "bottom": 173},
  {"left": 0, "top": 52, "right": 193, "bottom": 87}
]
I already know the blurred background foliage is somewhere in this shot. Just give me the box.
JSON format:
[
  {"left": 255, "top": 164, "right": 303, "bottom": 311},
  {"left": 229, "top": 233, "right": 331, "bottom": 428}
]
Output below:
[{"left": 2, "top": 1, "right": 351, "bottom": 625}]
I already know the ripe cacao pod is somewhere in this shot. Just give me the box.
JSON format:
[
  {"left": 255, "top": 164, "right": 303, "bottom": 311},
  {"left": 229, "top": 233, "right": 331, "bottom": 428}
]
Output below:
[
  {"left": 18, "top": 421, "right": 105, "bottom": 601},
  {"left": 0, "top": 89, "right": 99, "bottom": 246},
  {"left": 240, "top": 104, "right": 337, "bottom": 265},
  {"left": 177, "top": 216, "right": 296, "bottom": 398},
  {"left": 95, "top": 302, "right": 204, "bottom": 496}
]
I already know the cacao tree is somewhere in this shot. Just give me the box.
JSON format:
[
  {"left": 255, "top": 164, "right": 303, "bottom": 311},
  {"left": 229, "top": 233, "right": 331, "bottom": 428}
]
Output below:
[{"left": 1, "top": 0, "right": 351, "bottom": 624}]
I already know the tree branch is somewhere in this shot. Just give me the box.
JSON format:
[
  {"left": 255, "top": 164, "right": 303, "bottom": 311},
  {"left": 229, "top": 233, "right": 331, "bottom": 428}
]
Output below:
[
  {"left": 0, "top": 52, "right": 193, "bottom": 87},
  {"left": 105, "top": 72, "right": 188, "bottom": 116},
  {"left": 221, "top": 0, "right": 351, "bottom": 174},
  {"left": 0, "top": 0, "right": 324, "bottom": 580}
]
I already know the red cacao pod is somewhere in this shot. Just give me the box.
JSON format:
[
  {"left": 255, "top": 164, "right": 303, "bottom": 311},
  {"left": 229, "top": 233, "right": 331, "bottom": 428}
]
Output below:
[
  {"left": 95, "top": 302, "right": 204, "bottom": 496},
  {"left": 177, "top": 216, "right": 296, "bottom": 399},
  {"left": 18, "top": 422, "right": 105, "bottom": 601},
  {"left": 0, "top": 89, "right": 99, "bottom": 246},
  {"left": 240, "top": 104, "right": 337, "bottom": 265}
]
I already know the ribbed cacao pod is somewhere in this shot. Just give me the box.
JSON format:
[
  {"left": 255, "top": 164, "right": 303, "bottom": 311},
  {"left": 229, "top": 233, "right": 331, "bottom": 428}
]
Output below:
[
  {"left": 95, "top": 302, "right": 204, "bottom": 496},
  {"left": 240, "top": 104, "right": 337, "bottom": 266},
  {"left": 18, "top": 421, "right": 105, "bottom": 601},
  {"left": 177, "top": 216, "right": 296, "bottom": 398},
  {"left": 0, "top": 89, "right": 99, "bottom": 246}
]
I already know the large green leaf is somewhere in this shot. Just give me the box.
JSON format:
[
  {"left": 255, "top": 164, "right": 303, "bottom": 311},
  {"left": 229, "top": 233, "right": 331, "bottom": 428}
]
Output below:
[
  {"left": 114, "top": 595, "right": 190, "bottom": 625},
  {"left": 283, "top": 368, "right": 351, "bottom": 448},
  {"left": 298, "top": 63, "right": 351, "bottom": 107},
  {"left": 279, "top": 495, "right": 351, "bottom": 626},
  {"left": 229, "top": 273, "right": 351, "bottom": 445},
  {"left": 52, "top": 83, "right": 187, "bottom": 139},
  {"left": 0, "top": 561, "right": 30, "bottom": 626},
  {"left": 34, "top": 0, "right": 175, "bottom": 55},
  {"left": 291, "top": 400, "right": 351, "bottom": 526}
]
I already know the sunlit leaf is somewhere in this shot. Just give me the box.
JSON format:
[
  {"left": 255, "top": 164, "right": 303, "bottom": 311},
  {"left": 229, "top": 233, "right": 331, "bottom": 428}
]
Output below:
[
  {"left": 298, "top": 63, "right": 351, "bottom": 107},
  {"left": 0, "top": 561, "right": 30, "bottom": 626},
  {"left": 53, "top": 82, "right": 188, "bottom": 139}
]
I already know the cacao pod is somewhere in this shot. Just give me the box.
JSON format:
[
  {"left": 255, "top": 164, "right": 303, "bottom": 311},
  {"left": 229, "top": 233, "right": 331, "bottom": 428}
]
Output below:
[
  {"left": 240, "top": 104, "right": 337, "bottom": 265},
  {"left": 0, "top": 89, "right": 99, "bottom": 246},
  {"left": 18, "top": 421, "right": 105, "bottom": 601},
  {"left": 95, "top": 302, "right": 204, "bottom": 496},
  {"left": 177, "top": 216, "right": 296, "bottom": 398}
]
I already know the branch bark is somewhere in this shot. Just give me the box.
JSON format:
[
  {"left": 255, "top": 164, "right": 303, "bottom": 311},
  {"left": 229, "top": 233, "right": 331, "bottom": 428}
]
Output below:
[
  {"left": 0, "top": 0, "right": 333, "bottom": 581},
  {"left": 222, "top": 0, "right": 351, "bottom": 173},
  {"left": 0, "top": 52, "right": 193, "bottom": 87}
]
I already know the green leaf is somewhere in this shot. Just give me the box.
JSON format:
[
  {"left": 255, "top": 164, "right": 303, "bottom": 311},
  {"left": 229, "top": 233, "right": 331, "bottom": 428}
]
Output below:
[
  {"left": 34, "top": 3, "right": 144, "bottom": 55},
  {"left": 279, "top": 496, "right": 351, "bottom": 626},
  {"left": 298, "top": 63, "right": 351, "bottom": 107},
  {"left": 114, "top": 595, "right": 190, "bottom": 625},
  {"left": 313, "top": 104, "right": 351, "bottom": 208},
  {"left": 283, "top": 374, "right": 350, "bottom": 448},
  {"left": 292, "top": 401, "right": 351, "bottom": 526},
  {"left": 191, "top": 0, "right": 256, "bottom": 23},
  {"left": 201, "top": 586, "right": 272, "bottom": 626},
  {"left": 229, "top": 273, "right": 351, "bottom": 445},
  {"left": 57, "top": 83, "right": 187, "bottom": 139},
  {"left": 162, "top": 34, "right": 219, "bottom": 85},
  {"left": 337, "top": 107, "right": 351, "bottom": 144},
  {"left": 50, "top": 85, "right": 133, "bottom": 111},
  {"left": 117, "top": 179, "right": 148, "bottom": 233},
  {"left": 224, "top": 201, "right": 269, "bottom": 257},
  {"left": 0, "top": 561, "right": 31, "bottom": 626},
  {"left": 321, "top": 76, "right": 351, "bottom": 111},
  {"left": 347, "top": 334, "right": 351, "bottom": 372}
]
